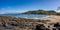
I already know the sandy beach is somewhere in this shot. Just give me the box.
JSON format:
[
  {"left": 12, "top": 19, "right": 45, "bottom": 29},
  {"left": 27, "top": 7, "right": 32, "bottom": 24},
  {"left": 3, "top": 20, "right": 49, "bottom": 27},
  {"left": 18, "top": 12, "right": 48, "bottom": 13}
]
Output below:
[
  {"left": 26, "top": 15, "right": 60, "bottom": 23},
  {"left": 0, "top": 15, "right": 60, "bottom": 30},
  {"left": 39, "top": 15, "right": 60, "bottom": 23}
]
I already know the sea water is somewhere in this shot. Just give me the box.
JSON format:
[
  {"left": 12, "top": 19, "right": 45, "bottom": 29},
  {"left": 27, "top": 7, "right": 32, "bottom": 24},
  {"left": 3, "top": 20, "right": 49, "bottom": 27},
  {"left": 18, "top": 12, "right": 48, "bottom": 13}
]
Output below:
[{"left": 0, "top": 14, "right": 49, "bottom": 19}]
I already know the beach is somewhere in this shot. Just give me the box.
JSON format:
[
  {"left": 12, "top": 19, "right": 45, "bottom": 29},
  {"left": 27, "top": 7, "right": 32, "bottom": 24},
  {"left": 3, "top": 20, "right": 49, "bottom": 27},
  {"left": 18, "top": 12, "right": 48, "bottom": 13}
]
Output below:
[
  {"left": 40, "top": 15, "right": 60, "bottom": 23},
  {"left": 0, "top": 15, "right": 60, "bottom": 30}
]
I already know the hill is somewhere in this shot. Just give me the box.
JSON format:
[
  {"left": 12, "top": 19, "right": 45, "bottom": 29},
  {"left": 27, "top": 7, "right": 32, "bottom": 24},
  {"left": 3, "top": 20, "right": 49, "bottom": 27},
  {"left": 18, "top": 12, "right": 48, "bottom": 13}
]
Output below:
[{"left": 23, "top": 9, "right": 60, "bottom": 15}]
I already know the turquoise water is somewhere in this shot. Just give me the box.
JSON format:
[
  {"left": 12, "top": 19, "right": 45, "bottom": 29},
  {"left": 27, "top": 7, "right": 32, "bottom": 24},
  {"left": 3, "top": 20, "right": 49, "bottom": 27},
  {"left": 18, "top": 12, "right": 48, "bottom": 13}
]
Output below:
[{"left": 0, "top": 14, "right": 49, "bottom": 18}]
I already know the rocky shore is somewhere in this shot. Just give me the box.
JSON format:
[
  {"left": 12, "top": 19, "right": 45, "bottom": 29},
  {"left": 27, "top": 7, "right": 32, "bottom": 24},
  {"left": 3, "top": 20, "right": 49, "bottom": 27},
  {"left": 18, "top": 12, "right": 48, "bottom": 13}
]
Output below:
[{"left": 0, "top": 15, "right": 60, "bottom": 30}]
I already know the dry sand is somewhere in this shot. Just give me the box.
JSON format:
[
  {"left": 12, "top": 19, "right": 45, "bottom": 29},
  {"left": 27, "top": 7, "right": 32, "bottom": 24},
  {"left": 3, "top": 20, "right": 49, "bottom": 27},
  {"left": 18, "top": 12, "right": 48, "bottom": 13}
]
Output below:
[{"left": 39, "top": 15, "right": 60, "bottom": 23}]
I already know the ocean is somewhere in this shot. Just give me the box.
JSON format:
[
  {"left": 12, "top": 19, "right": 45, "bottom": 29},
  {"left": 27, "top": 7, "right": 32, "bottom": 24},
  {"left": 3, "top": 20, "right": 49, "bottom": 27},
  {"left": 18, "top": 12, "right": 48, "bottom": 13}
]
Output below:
[{"left": 0, "top": 14, "right": 49, "bottom": 19}]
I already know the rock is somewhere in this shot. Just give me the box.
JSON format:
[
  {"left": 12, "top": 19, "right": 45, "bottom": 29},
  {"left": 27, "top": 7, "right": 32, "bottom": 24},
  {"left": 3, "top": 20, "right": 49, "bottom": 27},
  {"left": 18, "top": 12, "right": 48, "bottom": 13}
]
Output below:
[
  {"left": 35, "top": 24, "right": 46, "bottom": 30},
  {"left": 54, "top": 22, "right": 60, "bottom": 30}
]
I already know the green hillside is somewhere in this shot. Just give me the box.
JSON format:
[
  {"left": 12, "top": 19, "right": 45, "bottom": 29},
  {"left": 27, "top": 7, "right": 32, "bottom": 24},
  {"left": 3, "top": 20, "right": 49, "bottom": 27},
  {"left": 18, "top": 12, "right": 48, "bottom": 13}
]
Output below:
[{"left": 23, "top": 9, "right": 60, "bottom": 15}]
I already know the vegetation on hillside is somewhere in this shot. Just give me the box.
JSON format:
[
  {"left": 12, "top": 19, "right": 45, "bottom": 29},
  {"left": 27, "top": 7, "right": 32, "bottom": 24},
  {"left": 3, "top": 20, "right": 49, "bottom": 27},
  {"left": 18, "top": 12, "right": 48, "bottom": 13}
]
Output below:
[{"left": 23, "top": 9, "right": 60, "bottom": 15}]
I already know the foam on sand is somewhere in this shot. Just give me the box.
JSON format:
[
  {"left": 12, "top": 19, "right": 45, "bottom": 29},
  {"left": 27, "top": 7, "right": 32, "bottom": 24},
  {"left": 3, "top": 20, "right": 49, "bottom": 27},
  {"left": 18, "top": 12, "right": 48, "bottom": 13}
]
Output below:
[{"left": 24, "top": 16, "right": 50, "bottom": 19}]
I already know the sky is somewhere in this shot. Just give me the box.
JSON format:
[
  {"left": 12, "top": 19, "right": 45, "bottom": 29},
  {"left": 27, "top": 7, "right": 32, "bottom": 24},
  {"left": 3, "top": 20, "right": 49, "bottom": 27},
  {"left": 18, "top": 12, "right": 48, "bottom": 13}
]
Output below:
[{"left": 0, "top": 0, "right": 59, "bottom": 14}]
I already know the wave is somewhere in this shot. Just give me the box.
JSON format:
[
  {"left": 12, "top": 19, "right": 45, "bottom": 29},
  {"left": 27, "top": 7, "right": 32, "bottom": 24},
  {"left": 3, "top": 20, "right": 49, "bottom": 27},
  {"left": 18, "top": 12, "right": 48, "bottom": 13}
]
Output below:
[{"left": 23, "top": 16, "right": 50, "bottom": 19}]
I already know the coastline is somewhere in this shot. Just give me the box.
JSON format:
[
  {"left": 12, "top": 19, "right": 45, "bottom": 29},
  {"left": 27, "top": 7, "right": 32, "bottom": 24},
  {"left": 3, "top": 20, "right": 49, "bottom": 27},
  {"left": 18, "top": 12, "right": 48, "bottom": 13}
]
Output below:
[
  {"left": 23, "top": 15, "right": 60, "bottom": 23},
  {"left": 0, "top": 15, "right": 60, "bottom": 23},
  {"left": 0, "top": 15, "right": 60, "bottom": 30},
  {"left": 21, "top": 15, "right": 50, "bottom": 19}
]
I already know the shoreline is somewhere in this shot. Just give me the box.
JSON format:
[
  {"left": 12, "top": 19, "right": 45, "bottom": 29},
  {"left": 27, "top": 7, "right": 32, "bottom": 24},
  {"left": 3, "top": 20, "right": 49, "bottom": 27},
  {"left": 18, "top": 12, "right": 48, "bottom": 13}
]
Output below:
[
  {"left": 17, "top": 15, "right": 50, "bottom": 19},
  {"left": 0, "top": 15, "right": 60, "bottom": 30},
  {"left": 0, "top": 15, "right": 60, "bottom": 22},
  {"left": 22, "top": 15, "right": 60, "bottom": 23}
]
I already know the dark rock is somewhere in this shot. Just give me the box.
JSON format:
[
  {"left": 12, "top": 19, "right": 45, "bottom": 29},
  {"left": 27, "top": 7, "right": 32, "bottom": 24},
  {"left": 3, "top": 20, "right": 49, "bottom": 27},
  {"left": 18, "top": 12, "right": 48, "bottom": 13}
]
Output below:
[
  {"left": 54, "top": 22, "right": 60, "bottom": 30},
  {"left": 35, "top": 24, "right": 46, "bottom": 30},
  {"left": 54, "top": 22, "right": 60, "bottom": 28},
  {"left": 52, "top": 28, "right": 56, "bottom": 30},
  {"left": 6, "top": 21, "right": 18, "bottom": 26}
]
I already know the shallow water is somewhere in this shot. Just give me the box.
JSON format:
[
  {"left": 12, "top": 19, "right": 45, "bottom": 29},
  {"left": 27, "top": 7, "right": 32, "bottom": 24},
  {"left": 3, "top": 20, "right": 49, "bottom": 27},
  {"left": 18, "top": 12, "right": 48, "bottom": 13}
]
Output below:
[{"left": 0, "top": 14, "right": 49, "bottom": 18}]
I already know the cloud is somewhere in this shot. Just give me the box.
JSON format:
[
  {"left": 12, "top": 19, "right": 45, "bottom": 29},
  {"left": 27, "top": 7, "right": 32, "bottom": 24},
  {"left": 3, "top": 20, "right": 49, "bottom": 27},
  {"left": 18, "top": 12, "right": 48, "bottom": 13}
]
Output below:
[
  {"left": 0, "top": 9, "right": 29, "bottom": 14},
  {"left": 56, "top": 9, "right": 60, "bottom": 12},
  {"left": 0, "top": 12, "right": 6, "bottom": 14}
]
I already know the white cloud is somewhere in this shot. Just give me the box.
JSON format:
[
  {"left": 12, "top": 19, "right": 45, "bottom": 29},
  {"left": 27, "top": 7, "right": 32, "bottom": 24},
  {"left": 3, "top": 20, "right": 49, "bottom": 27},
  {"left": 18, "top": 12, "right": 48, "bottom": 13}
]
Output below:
[
  {"left": 0, "top": 7, "right": 29, "bottom": 14},
  {"left": 0, "top": 12, "right": 6, "bottom": 14},
  {"left": 55, "top": 9, "right": 60, "bottom": 13},
  {"left": 0, "top": 10, "right": 29, "bottom": 14}
]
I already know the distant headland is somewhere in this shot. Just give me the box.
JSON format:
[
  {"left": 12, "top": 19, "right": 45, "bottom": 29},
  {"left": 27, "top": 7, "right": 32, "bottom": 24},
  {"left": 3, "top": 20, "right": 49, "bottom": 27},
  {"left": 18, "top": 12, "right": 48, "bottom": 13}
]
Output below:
[{"left": 22, "top": 9, "right": 60, "bottom": 15}]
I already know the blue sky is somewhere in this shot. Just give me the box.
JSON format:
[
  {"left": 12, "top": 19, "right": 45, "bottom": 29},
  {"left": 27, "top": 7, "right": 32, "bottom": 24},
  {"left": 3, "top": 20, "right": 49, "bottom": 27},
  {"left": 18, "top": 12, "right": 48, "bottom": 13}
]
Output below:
[{"left": 0, "top": 0, "right": 59, "bottom": 13}]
